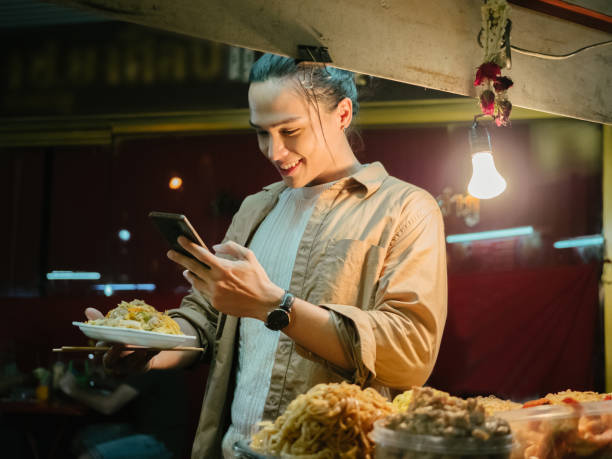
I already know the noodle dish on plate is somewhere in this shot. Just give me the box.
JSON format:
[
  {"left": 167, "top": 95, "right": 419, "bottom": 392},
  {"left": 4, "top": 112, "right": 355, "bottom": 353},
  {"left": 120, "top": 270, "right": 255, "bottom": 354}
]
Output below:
[{"left": 73, "top": 299, "right": 197, "bottom": 349}]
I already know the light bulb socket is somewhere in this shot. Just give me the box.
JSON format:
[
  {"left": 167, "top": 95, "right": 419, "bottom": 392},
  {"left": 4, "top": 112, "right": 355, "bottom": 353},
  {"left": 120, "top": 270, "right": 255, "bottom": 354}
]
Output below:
[{"left": 469, "top": 121, "right": 491, "bottom": 154}]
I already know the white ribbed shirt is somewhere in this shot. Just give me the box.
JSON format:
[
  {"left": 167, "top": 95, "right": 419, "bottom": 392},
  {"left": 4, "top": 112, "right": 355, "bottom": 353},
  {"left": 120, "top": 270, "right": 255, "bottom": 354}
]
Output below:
[{"left": 221, "top": 182, "right": 334, "bottom": 457}]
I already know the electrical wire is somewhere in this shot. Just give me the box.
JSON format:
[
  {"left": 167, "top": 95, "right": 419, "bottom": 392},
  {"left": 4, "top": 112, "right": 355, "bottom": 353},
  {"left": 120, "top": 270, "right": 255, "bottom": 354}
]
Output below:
[{"left": 511, "top": 40, "right": 612, "bottom": 60}]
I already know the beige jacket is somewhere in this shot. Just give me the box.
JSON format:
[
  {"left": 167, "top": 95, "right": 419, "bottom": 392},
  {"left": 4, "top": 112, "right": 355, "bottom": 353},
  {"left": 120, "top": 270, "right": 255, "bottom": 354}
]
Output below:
[{"left": 168, "top": 162, "right": 447, "bottom": 458}]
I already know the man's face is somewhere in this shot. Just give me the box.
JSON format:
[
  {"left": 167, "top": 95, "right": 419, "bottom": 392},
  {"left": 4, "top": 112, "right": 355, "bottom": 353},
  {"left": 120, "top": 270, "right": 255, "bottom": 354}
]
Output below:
[{"left": 248, "top": 78, "right": 339, "bottom": 188}]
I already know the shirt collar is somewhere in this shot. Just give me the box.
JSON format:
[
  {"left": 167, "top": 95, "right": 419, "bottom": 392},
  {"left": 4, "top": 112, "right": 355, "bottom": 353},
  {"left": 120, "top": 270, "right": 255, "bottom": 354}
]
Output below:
[
  {"left": 262, "top": 161, "right": 388, "bottom": 199},
  {"left": 344, "top": 161, "right": 388, "bottom": 198}
]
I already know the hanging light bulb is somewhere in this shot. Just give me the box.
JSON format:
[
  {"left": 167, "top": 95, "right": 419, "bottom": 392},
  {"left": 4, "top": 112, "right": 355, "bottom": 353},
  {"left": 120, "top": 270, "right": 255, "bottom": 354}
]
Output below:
[{"left": 467, "top": 118, "right": 507, "bottom": 199}]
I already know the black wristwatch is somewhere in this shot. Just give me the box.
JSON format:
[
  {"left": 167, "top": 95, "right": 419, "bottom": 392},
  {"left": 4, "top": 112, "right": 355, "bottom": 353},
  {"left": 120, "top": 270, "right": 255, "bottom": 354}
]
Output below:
[{"left": 265, "top": 291, "right": 295, "bottom": 331}]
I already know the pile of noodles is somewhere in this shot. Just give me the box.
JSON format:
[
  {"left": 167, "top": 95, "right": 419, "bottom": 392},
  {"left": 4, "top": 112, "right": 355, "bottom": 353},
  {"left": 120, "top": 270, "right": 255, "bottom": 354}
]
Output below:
[
  {"left": 250, "top": 381, "right": 393, "bottom": 459},
  {"left": 87, "top": 299, "right": 183, "bottom": 335}
]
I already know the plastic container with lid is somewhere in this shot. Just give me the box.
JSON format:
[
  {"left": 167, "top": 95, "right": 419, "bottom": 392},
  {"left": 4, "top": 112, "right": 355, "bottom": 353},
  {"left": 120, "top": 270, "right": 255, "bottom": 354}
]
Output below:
[
  {"left": 496, "top": 400, "right": 612, "bottom": 459},
  {"left": 371, "top": 419, "right": 514, "bottom": 459}
]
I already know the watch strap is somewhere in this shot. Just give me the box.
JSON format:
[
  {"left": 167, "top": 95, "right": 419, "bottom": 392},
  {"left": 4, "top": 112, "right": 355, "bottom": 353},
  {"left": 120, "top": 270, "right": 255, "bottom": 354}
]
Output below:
[
  {"left": 278, "top": 291, "right": 295, "bottom": 312},
  {"left": 264, "top": 291, "right": 294, "bottom": 331}
]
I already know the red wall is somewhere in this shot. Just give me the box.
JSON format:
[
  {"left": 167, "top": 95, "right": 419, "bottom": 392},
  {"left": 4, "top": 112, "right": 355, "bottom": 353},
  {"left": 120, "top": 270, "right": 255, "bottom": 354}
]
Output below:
[{"left": 1, "top": 123, "right": 603, "bottom": 399}]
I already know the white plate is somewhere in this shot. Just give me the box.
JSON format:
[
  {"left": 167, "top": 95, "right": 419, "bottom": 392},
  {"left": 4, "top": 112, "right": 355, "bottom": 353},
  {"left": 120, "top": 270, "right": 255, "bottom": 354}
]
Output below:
[{"left": 73, "top": 322, "right": 197, "bottom": 349}]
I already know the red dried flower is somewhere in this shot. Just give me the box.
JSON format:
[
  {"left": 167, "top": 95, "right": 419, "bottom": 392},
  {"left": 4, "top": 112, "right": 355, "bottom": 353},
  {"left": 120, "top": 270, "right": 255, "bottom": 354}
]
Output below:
[
  {"left": 494, "top": 76, "right": 514, "bottom": 92},
  {"left": 479, "top": 90, "right": 496, "bottom": 116},
  {"left": 474, "top": 62, "right": 501, "bottom": 86}
]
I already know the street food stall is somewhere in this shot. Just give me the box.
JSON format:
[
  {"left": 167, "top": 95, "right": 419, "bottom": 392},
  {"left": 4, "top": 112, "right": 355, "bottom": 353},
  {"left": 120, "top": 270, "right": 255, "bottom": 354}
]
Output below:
[{"left": 1, "top": 0, "right": 611, "bottom": 458}]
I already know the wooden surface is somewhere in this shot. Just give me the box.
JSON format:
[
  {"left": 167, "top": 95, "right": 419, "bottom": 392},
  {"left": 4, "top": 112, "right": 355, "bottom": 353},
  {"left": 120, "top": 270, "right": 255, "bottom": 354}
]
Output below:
[{"left": 51, "top": 0, "right": 612, "bottom": 124}]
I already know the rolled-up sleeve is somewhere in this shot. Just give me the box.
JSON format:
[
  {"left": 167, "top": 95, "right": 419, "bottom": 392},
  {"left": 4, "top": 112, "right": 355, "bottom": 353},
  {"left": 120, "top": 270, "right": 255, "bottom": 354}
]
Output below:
[
  {"left": 167, "top": 289, "right": 220, "bottom": 363},
  {"left": 319, "top": 195, "right": 447, "bottom": 390}
]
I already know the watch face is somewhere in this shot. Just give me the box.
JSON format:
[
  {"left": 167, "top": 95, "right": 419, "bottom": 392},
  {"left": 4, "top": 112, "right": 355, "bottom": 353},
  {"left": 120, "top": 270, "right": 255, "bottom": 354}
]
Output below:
[{"left": 265, "top": 308, "right": 290, "bottom": 331}]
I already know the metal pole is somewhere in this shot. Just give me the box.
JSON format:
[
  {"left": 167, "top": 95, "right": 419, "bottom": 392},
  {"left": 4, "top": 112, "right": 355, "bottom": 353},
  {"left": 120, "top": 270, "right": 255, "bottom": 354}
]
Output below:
[{"left": 603, "top": 124, "right": 612, "bottom": 391}]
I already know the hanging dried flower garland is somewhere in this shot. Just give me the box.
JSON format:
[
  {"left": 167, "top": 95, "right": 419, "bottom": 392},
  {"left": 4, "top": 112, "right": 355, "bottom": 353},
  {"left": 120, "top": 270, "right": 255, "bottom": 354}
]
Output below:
[{"left": 474, "top": 0, "right": 513, "bottom": 126}]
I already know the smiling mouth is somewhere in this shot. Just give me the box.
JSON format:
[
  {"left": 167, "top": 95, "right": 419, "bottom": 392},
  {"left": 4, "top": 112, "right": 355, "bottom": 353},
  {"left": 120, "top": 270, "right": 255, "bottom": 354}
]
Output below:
[{"left": 279, "top": 159, "right": 302, "bottom": 176}]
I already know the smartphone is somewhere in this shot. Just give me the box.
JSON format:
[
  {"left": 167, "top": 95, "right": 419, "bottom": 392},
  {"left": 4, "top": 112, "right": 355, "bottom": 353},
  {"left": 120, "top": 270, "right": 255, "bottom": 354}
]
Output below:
[{"left": 148, "top": 211, "right": 210, "bottom": 268}]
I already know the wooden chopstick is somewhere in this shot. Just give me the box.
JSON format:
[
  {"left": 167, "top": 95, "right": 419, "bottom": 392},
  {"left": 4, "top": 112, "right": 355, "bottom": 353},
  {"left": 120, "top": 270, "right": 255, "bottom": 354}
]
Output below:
[{"left": 53, "top": 346, "right": 204, "bottom": 352}]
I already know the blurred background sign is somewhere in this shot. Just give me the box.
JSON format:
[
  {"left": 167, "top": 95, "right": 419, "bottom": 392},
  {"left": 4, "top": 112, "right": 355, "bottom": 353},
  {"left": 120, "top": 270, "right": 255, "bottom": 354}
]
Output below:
[{"left": 0, "top": 22, "right": 242, "bottom": 116}]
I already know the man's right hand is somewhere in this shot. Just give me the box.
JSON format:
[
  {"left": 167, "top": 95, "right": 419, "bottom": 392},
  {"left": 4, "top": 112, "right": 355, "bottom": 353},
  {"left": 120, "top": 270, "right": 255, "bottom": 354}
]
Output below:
[{"left": 85, "top": 307, "right": 159, "bottom": 376}]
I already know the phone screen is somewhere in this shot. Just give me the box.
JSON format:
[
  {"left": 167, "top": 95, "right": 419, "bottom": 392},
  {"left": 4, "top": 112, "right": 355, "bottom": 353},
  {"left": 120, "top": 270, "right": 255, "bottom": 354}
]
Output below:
[{"left": 148, "top": 211, "right": 210, "bottom": 268}]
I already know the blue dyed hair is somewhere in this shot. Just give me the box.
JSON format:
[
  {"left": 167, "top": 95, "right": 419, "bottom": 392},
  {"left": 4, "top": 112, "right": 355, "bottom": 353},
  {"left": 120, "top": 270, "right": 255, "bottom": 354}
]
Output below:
[{"left": 249, "top": 53, "right": 359, "bottom": 118}]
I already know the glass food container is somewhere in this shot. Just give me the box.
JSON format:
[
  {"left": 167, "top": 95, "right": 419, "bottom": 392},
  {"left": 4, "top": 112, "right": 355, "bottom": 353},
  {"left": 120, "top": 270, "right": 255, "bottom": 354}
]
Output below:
[
  {"left": 371, "top": 419, "right": 513, "bottom": 459},
  {"left": 233, "top": 440, "right": 277, "bottom": 459}
]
